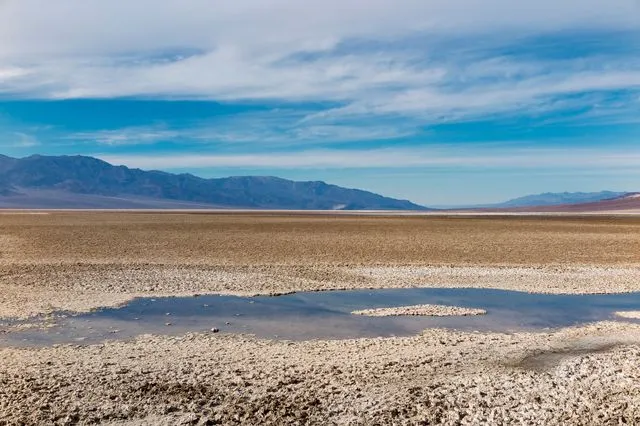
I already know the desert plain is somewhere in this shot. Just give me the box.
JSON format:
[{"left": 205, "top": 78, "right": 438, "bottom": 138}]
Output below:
[{"left": 1, "top": 211, "right": 640, "bottom": 425}]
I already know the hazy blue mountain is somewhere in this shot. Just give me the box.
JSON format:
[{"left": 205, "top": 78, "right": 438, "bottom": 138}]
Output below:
[
  {"left": 495, "top": 191, "right": 628, "bottom": 208},
  {"left": 0, "top": 154, "right": 427, "bottom": 210}
]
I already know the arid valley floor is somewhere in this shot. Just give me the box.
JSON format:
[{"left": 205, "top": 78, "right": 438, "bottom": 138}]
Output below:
[{"left": 1, "top": 212, "right": 640, "bottom": 425}]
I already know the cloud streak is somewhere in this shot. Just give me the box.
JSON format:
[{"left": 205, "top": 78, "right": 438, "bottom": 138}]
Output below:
[
  {"left": 0, "top": 1, "right": 638, "bottom": 127},
  {"left": 98, "top": 145, "right": 640, "bottom": 170},
  {"left": 0, "top": 131, "right": 40, "bottom": 148},
  {"left": 63, "top": 118, "right": 416, "bottom": 147}
]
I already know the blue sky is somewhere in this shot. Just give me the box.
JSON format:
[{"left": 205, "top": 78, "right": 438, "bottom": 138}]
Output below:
[{"left": 0, "top": 0, "right": 639, "bottom": 205}]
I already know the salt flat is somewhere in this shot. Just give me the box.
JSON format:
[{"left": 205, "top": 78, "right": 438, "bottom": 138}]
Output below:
[{"left": 0, "top": 212, "right": 639, "bottom": 424}]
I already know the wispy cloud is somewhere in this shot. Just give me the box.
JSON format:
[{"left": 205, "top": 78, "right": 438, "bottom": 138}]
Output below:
[
  {"left": 62, "top": 114, "right": 417, "bottom": 147},
  {"left": 98, "top": 145, "right": 640, "bottom": 170},
  {"left": 0, "top": 131, "right": 40, "bottom": 148},
  {"left": 65, "top": 126, "right": 180, "bottom": 146},
  {"left": 0, "top": 67, "right": 29, "bottom": 81},
  {"left": 0, "top": 1, "right": 638, "bottom": 127},
  {"left": 14, "top": 131, "right": 39, "bottom": 147}
]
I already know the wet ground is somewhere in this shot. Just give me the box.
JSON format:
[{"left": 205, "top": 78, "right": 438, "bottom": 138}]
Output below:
[{"left": 3, "top": 288, "right": 640, "bottom": 346}]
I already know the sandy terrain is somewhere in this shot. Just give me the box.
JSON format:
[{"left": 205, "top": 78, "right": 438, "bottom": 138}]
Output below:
[
  {"left": 1, "top": 212, "right": 640, "bottom": 424},
  {"left": 352, "top": 304, "right": 486, "bottom": 316},
  {"left": 3, "top": 264, "right": 640, "bottom": 319},
  {"left": 616, "top": 311, "right": 640, "bottom": 319},
  {"left": 1, "top": 322, "right": 639, "bottom": 425},
  {"left": 3, "top": 212, "right": 640, "bottom": 266},
  {"left": 1, "top": 212, "right": 639, "bottom": 318}
]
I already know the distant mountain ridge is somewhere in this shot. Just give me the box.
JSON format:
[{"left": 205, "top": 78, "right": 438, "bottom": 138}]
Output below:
[
  {"left": 0, "top": 154, "right": 427, "bottom": 210},
  {"left": 493, "top": 191, "right": 628, "bottom": 208},
  {"left": 487, "top": 192, "right": 640, "bottom": 213}
]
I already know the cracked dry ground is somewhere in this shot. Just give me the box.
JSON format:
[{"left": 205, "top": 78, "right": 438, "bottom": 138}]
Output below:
[
  {"left": 2, "top": 323, "right": 640, "bottom": 425},
  {"left": 1, "top": 212, "right": 640, "bottom": 425}
]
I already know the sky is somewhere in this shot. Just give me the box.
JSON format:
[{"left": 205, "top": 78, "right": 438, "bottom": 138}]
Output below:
[{"left": 0, "top": 0, "right": 639, "bottom": 206}]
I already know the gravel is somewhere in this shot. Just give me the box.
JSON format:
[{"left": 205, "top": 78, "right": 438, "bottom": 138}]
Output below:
[
  {"left": 352, "top": 304, "right": 486, "bottom": 317},
  {"left": 615, "top": 311, "right": 640, "bottom": 319},
  {"left": 1, "top": 322, "right": 639, "bottom": 425},
  {"left": 1, "top": 213, "right": 639, "bottom": 424},
  {"left": 2, "top": 264, "right": 640, "bottom": 319}
]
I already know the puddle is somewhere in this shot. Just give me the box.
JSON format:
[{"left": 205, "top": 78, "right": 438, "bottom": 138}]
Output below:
[{"left": 2, "top": 288, "right": 640, "bottom": 346}]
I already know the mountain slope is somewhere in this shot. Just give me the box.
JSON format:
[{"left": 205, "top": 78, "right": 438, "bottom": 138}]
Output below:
[
  {"left": 0, "top": 154, "right": 427, "bottom": 210},
  {"left": 495, "top": 191, "right": 627, "bottom": 208},
  {"left": 495, "top": 193, "right": 640, "bottom": 212}
]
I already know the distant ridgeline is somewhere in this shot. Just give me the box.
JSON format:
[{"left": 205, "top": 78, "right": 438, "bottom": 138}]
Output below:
[
  {"left": 495, "top": 191, "right": 629, "bottom": 208},
  {"left": 0, "top": 154, "right": 427, "bottom": 210}
]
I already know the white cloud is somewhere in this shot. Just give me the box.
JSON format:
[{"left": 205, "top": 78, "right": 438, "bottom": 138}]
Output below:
[
  {"left": 97, "top": 145, "right": 640, "bottom": 170},
  {"left": 1, "top": 0, "right": 637, "bottom": 60},
  {"left": 65, "top": 126, "right": 181, "bottom": 146},
  {"left": 0, "top": 67, "right": 28, "bottom": 80},
  {"left": 0, "top": 131, "right": 40, "bottom": 148},
  {"left": 320, "top": 69, "right": 640, "bottom": 121},
  {"left": 63, "top": 114, "right": 416, "bottom": 146},
  {"left": 0, "top": 0, "right": 638, "bottom": 125},
  {"left": 15, "top": 132, "right": 39, "bottom": 147}
]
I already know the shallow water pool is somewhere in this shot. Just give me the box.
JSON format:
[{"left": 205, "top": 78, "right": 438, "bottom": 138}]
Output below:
[{"left": 2, "top": 288, "right": 640, "bottom": 346}]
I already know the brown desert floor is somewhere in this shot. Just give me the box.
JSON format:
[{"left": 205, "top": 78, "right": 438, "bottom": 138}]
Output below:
[
  {"left": 2, "top": 212, "right": 640, "bottom": 266},
  {"left": 1, "top": 212, "right": 639, "bottom": 318},
  {"left": 1, "top": 212, "right": 640, "bottom": 424}
]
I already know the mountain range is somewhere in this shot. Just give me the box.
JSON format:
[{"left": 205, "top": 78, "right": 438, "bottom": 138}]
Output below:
[
  {"left": 492, "top": 191, "right": 628, "bottom": 208},
  {"left": 0, "top": 154, "right": 636, "bottom": 211},
  {"left": 487, "top": 192, "right": 640, "bottom": 213},
  {"left": 0, "top": 154, "right": 426, "bottom": 210}
]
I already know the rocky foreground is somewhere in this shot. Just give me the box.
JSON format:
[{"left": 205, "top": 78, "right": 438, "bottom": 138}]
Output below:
[
  {"left": 1, "top": 213, "right": 639, "bottom": 424},
  {"left": 351, "top": 304, "right": 486, "bottom": 317},
  {"left": 1, "top": 322, "right": 639, "bottom": 425},
  {"left": 3, "top": 264, "right": 640, "bottom": 319},
  {"left": 616, "top": 311, "right": 640, "bottom": 319}
]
